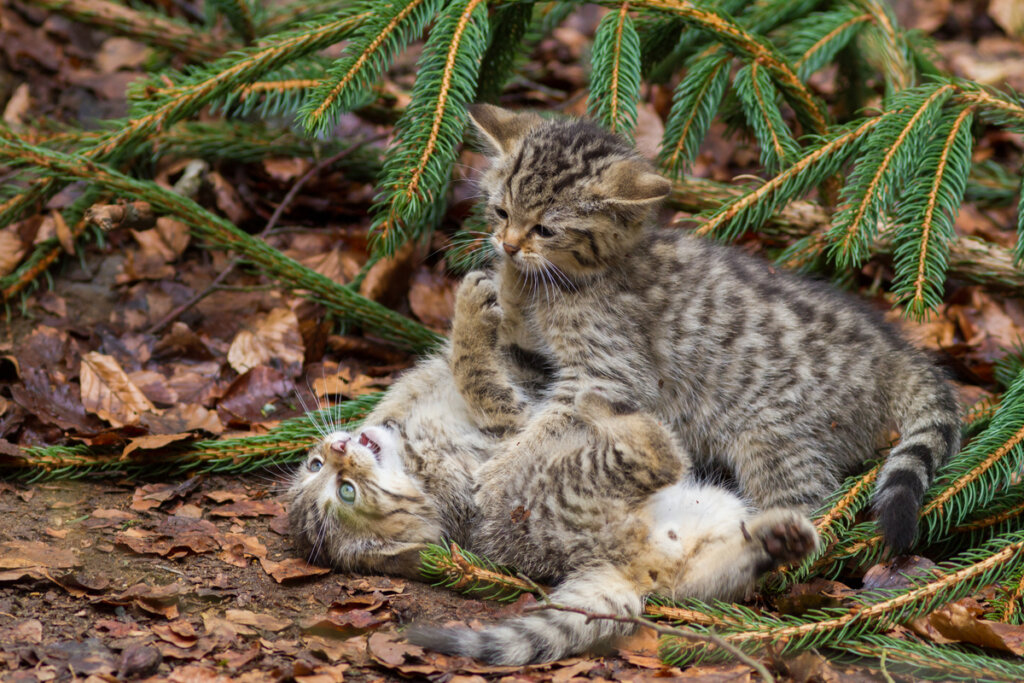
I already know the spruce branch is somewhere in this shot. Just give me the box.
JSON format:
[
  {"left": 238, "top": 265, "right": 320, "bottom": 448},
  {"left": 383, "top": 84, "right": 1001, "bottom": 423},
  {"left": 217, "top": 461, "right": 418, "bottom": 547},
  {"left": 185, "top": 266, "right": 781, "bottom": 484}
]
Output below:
[
  {"left": 920, "top": 367, "right": 1024, "bottom": 540},
  {"left": 786, "top": 7, "right": 873, "bottom": 81},
  {"left": 5, "top": 395, "right": 383, "bottom": 482},
  {"left": 854, "top": 0, "right": 915, "bottom": 92},
  {"left": 828, "top": 81, "right": 956, "bottom": 268},
  {"left": 0, "top": 138, "right": 442, "bottom": 352},
  {"left": 0, "top": 13, "right": 366, "bottom": 231},
  {"left": 25, "top": 0, "right": 233, "bottom": 61},
  {"left": 588, "top": 3, "right": 642, "bottom": 138},
  {"left": 369, "top": 0, "right": 490, "bottom": 255},
  {"left": 629, "top": 0, "right": 828, "bottom": 134},
  {"left": 301, "top": 0, "right": 442, "bottom": 136},
  {"left": 695, "top": 115, "right": 888, "bottom": 240},
  {"left": 475, "top": 3, "right": 532, "bottom": 103},
  {"left": 420, "top": 541, "right": 536, "bottom": 602},
  {"left": 891, "top": 105, "right": 974, "bottom": 317},
  {"left": 658, "top": 48, "right": 731, "bottom": 178},
  {"left": 837, "top": 633, "right": 1024, "bottom": 682},
  {"left": 994, "top": 563, "right": 1024, "bottom": 624},
  {"left": 526, "top": 602, "right": 776, "bottom": 683},
  {"left": 661, "top": 532, "right": 1024, "bottom": 665},
  {"left": 733, "top": 60, "right": 800, "bottom": 173}
]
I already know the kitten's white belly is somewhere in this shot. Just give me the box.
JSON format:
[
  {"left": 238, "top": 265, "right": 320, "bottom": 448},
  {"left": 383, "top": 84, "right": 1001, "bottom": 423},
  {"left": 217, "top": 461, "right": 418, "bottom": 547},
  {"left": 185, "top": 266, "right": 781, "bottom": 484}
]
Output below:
[{"left": 645, "top": 480, "right": 750, "bottom": 560}]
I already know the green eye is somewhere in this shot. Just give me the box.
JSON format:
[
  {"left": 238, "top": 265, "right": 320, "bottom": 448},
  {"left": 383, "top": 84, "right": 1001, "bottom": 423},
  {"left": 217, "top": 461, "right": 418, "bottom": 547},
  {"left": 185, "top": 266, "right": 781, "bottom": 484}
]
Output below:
[{"left": 338, "top": 481, "right": 357, "bottom": 503}]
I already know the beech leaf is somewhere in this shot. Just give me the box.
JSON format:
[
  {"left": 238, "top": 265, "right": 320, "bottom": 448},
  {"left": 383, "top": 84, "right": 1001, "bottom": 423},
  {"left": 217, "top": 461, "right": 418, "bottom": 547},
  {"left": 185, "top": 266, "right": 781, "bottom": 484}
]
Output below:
[
  {"left": 227, "top": 308, "right": 305, "bottom": 376},
  {"left": 80, "top": 352, "right": 157, "bottom": 427}
]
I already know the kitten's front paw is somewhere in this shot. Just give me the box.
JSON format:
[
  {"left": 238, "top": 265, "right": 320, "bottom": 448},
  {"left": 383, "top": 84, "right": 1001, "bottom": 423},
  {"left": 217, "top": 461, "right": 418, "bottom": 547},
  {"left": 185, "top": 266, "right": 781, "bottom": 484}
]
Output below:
[
  {"left": 456, "top": 271, "right": 502, "bottom": 329},
  {"left": 746, "top": 509, "right": 819, "bottom": 568}
]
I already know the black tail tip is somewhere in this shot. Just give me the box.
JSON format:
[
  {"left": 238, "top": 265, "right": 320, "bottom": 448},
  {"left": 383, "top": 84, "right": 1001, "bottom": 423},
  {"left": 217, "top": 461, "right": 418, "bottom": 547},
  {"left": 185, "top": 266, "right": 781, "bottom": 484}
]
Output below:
[{"left": 874, "top": 494, "right": 920, "bottom": 554}]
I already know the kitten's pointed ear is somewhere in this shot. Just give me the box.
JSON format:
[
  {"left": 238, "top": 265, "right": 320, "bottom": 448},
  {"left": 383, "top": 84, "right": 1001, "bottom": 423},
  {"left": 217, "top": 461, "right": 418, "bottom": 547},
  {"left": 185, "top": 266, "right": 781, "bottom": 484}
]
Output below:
[
  {"left": 466, "top": 104, "right": 543, "bottom": 157},
  {"left": 596, "top": 159, "right": 672, "bottom": 205}
]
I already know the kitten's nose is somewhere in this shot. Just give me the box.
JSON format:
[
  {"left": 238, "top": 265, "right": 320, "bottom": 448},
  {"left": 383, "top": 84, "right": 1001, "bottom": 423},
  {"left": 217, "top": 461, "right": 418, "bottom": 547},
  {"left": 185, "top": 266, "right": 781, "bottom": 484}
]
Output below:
[
  {"left": 503, "top": 242, "right": 520, "bottom": 256},
  {"left": 331, "top": 436, "right": 350, "bottom": 454}
]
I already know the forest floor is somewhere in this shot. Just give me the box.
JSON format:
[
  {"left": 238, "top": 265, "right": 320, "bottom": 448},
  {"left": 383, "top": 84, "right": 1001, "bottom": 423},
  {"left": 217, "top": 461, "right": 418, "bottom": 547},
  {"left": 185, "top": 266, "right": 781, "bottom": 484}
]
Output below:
[{"left": 4, "top": 0, "right": 1024, "bottom": 680}]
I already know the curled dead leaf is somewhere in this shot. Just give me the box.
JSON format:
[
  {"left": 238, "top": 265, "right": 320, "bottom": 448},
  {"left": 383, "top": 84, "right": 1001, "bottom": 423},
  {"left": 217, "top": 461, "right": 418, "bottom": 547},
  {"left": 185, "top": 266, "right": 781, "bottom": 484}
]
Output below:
[
  {"left": 0, "top": 226, "right": 26, "bottom": 277},
  {"left": 80, "top": 352, "right": 157, "bottom": 427},
  {"left": 228, "top": 308, "right": 305, "bottom": 376},
  {"left": 258, "top": 557, "right": 331, "bottom": 583}
]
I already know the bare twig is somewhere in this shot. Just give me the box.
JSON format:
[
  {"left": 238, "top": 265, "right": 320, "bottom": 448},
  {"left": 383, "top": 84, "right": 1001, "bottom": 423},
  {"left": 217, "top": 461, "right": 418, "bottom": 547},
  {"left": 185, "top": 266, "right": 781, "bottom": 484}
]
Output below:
[{"left": 524, "top": 602, "right": 775, "bottom": 682}]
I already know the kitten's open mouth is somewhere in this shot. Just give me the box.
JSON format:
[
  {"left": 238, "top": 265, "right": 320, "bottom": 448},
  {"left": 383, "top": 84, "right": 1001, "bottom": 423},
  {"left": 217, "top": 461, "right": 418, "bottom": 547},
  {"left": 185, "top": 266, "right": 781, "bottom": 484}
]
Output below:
[{"left": 358, "top": 432, "right": 381, "bottom": 460}]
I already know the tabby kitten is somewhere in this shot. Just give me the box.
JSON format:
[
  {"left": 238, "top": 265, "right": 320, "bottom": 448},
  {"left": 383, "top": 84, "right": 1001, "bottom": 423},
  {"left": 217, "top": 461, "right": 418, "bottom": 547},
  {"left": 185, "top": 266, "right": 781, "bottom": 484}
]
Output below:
[
  {"left": 410, "top": 272, "right": 819, "bottom": 665},
  {"left": 464, "top": 103, "right": 961, "bottom": 552},
  {"left": 286, "top": 268, "right": 554, "bottom": 577}
]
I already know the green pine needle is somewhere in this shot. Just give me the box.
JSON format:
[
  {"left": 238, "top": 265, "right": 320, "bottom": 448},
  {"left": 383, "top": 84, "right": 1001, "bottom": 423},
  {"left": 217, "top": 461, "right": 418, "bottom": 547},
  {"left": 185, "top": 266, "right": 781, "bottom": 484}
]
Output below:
[
  {"left": 733, "top": 60, "right": 800, "bottom": 173},
  {"left": 368, "top": 0, "right": 490, "bottom": 256},
  {"left": 301, "top": 0, "right": 442, "bottom": 136},
  {"left": 658, "top": 48, "right": 731, "bottom": 178},
  {"left": 827, "top": 80, "right": 956, "bottom": 268},
  {"left": 588, "top": 5, "right": 642, "bottom": 139},
  {"left": 891, "top": 105, "right": 974, "bottom": 318}
]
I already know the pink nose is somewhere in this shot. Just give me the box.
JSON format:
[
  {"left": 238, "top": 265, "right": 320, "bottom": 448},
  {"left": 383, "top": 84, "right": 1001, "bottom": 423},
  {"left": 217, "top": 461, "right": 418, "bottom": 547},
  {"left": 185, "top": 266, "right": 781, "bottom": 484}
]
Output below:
[
  {"left": 503, "top": 242, "right": 520, "bottom": 256},
  {"left": 331, "top": 436, "right": 350, "bottom": 454}
]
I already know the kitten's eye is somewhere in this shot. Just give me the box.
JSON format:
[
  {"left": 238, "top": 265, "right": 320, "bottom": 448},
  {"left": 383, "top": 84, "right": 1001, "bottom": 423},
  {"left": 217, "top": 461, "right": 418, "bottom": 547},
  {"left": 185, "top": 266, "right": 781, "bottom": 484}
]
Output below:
[
  {"left": 494, "top": 207, "right": 509, "bottom": 220},
  {"left": 308, "top": 457, "right": 323, "bottom": 472},
  {"left": 531, "top": 224, "right": 554, "bottom": 238},
  {"left": 338, "top": 480, "right": 357, "bottom": 503},
  {"left": 382, "top": 418, "right": 399, "bottom": 431}
]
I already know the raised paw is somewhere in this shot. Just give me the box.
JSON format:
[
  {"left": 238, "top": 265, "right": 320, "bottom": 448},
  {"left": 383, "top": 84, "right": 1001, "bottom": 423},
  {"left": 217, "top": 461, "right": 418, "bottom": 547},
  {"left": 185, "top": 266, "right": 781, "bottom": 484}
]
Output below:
[
  {"left": 747, "top": 509, "right": 819, "bottom": 568},
  {"left": 455, "top": 270, "right": 502, "bottom": 329}
]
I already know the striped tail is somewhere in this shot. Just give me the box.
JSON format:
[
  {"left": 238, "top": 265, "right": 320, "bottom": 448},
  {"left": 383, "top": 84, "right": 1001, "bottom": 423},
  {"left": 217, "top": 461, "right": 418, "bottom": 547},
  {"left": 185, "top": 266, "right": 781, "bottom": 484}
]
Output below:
[
  {"left": 872, "top": 365, "right": 961, "bottom": 552},
  {"left": 406, "top": 565, "right": 641, "bottom": 665}
]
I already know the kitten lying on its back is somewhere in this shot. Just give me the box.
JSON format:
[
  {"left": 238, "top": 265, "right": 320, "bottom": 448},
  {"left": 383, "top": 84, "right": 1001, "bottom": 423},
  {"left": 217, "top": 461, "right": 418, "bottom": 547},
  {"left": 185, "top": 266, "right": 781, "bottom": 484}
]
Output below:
[{"left": 463, "top": 104, "right": 960, "bottom": 553}]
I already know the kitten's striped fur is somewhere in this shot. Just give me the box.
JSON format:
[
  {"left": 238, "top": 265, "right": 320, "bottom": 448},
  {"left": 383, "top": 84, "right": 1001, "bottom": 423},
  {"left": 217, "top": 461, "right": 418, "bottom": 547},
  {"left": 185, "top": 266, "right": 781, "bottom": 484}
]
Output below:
[
  {"left": 289, "top": 272, "right": 816, "bottom": 664},
  {"left": 463, "top": 104, "right": 961, "bottom": 553},
  {"left": 409, "top": 270, "right": 818, "bottom": 665}
]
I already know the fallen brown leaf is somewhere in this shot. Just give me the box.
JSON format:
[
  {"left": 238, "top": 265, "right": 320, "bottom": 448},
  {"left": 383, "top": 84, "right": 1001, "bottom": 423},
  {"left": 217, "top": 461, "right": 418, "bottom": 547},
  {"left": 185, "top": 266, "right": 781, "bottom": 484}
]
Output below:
[
  {"left": 0, "top": 540, "right": 78, "bottom": 570},
  {"left": 121, "top": 432, "right": 194, "bottom": 459},
  {"left": 991, "top": 0, "right": 1024, "bottom": 37},
  {"left": 228, "top": 308, "right": 305, "bottom": 376},
  {"left": 207, "top": 170, "right": 248, "bottom": 224},
  {"left": 217, "top": 365, "right": 295, "bottom": 426},
  {"left": 408, "top": 264, "right": 455, "bottom": 331},
  {"left": 258, "top": 556, "right": 331, "bottom": 583},
  {"left": 95, "top": 36, "right": 149, "bottom": 73},
  {"left": 367, "top": 631, "right": 424, "bottom": 668},
  {"left": 225, "top": 609, "right": 292, "bottom": 633},
  {"left": 926, "top": 598, "right": 1024, "bottom": 654},
  {"left": 80, "top": 352, "right": 157, "bottom": 427},
  {"left": 301, "top": 609, "right": 389, "bottom": 635},
  {"left": 52, "top": 210, "right": 75, "bottom": 255}
]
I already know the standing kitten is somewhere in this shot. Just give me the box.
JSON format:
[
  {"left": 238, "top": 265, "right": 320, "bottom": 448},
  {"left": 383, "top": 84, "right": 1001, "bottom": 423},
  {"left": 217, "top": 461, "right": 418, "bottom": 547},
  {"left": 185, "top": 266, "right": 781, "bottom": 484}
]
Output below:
[{"left": 464, "top": 104, "right": 961, "bottom": 552}]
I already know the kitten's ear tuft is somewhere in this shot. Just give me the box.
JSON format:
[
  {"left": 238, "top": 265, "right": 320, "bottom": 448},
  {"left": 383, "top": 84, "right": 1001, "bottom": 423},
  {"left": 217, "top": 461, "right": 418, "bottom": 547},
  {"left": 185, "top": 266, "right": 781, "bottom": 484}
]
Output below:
[
  {"left": 466, "top": 104, "right": 543, "bottom": 157},
  {"left": 597, "top": 159, "right": 672, "bottom": 205}
]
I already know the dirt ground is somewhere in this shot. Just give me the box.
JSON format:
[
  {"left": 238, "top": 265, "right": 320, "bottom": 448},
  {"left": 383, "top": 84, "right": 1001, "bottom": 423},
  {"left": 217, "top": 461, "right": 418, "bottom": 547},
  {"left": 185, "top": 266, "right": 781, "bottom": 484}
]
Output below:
[{"left": 1, "top": 474, "right": 871, "bottom": 683}]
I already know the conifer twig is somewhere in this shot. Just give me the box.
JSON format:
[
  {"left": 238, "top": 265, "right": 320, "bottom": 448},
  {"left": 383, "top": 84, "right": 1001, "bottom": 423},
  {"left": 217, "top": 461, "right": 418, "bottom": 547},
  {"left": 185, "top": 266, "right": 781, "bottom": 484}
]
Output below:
[
  {"left": 0, "top": 137, "right": 441, "bottom": 351},
  {"left": 524, "top": 603, "right": 776, "bottom": 683}
]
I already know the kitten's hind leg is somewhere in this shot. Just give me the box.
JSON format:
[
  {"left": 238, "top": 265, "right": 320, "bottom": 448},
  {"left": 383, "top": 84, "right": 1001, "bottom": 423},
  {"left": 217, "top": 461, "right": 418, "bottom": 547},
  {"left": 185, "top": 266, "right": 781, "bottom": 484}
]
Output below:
[
  {"left": 672, "top": 507, "right": 818, "bottom": 602},
  {"left": 576, "top": 390, "right": 689, "bottom": 495},
  {"left": 729, "top": 433, "right": 839, "bottom": 515}
]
